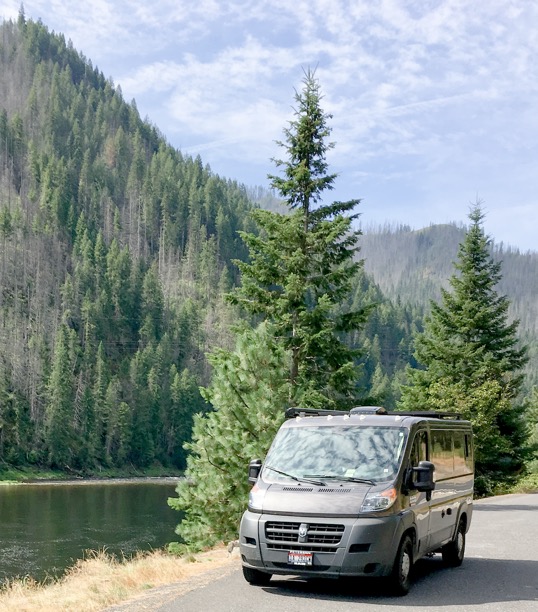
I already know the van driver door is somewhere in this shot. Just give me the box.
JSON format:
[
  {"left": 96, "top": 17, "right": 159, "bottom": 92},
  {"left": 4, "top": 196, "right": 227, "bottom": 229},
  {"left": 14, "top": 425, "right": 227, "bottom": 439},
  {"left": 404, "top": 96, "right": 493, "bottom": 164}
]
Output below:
[{"left": 408, "top": 430, "right": 431, "bottom": 555}]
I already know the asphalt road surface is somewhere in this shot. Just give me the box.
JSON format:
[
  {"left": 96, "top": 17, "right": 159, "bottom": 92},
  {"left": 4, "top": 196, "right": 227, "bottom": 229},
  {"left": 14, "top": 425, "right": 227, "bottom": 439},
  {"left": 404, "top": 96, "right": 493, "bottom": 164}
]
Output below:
[{"left": 109, "top": 493, "right": 538, "bottom": 611}]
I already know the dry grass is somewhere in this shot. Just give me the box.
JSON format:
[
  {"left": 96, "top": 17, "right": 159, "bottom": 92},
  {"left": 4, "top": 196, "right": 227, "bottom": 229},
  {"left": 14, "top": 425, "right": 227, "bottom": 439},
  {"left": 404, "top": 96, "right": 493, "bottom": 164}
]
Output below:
[{"left": 0, "top": 545, "right": 239, "bottom": 612}]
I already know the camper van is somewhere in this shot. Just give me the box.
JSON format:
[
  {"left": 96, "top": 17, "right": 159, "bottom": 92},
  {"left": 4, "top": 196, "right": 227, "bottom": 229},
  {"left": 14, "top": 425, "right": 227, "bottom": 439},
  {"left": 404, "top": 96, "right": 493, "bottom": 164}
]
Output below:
[{"left": 239, "top": 407, "right": 474, "bottom": 594}]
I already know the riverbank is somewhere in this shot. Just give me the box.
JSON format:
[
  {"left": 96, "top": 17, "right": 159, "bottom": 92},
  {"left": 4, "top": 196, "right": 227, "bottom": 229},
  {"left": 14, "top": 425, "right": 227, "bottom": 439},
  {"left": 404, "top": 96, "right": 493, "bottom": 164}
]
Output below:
[
  {"left": 0, "top": 465, "right": 184, "bottom": 484},
  {"left": 0, "top": 545, "right": 239, "bottom": 612}
]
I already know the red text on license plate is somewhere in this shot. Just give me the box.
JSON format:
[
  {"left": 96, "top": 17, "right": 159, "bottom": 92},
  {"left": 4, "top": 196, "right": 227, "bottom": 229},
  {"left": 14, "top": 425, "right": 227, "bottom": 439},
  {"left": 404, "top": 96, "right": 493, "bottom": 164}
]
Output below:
[{"left": 288, "top": 551, "right": 313, "bottom": 566}]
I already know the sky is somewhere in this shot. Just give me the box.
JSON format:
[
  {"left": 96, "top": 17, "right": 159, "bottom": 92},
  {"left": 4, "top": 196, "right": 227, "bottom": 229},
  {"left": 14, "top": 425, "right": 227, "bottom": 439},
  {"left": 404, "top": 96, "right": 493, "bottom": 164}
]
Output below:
[{"left": 3, "top": 1, "right": 538, "bottom": 253}]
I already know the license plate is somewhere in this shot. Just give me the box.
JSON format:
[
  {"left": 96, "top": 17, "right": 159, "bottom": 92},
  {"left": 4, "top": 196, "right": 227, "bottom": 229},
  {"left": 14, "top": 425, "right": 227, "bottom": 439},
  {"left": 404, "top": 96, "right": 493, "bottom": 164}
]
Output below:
[{"left": 288, "top": 551, "right": 313, "bottom": 566}]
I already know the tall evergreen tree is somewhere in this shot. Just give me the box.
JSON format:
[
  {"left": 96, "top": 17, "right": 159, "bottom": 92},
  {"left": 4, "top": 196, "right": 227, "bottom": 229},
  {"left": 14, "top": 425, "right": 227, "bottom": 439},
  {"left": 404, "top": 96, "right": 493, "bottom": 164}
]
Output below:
[
  {"left": 44, "top": 323, "right": 78, "bottom": 467},
  {"left": 168, "top": 323, "right": 290, "bottom": 550},
  {"left": 527, "top": 388, "right": 538, "bottom": 473},
  {"left": 169, "top": 72, "right": 374, "bottom": 550},
  {"left": 399, "top": 204, "right": 529, "bottom": 494},
  {"left": 229, "top": 69, "right": 370, "bottom": 409},
  {"left": 167, "top": 365, "right": 205, "bottom": 468}
]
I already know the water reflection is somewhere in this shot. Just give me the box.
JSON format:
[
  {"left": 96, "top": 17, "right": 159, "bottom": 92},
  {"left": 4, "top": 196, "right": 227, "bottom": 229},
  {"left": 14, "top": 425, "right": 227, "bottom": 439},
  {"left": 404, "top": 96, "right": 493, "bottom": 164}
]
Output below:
[{"left": 0, "top": 480, "right": 181, "bottom": 582}]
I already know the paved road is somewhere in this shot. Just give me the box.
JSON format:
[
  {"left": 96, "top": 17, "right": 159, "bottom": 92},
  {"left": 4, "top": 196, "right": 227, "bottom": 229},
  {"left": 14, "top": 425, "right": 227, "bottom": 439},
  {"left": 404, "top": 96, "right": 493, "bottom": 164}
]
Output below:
[{"left": 110, "top": 493, "right": 538, "bottom": 611}]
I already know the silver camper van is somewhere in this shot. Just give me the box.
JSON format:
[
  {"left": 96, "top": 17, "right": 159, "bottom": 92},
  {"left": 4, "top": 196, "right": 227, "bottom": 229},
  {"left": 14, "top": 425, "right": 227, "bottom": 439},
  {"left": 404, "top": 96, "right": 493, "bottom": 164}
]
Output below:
[{"left": 239, "top": 407, "right": 474, "bottom": 594}]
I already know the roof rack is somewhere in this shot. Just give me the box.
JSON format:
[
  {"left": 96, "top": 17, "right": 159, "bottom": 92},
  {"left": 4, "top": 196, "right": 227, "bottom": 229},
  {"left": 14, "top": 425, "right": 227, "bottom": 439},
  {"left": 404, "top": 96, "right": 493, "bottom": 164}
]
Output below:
[
  {"left": 392, "top": 411, "right": 462, "bottom": 420},
  {"left": 285, "top": 407, "right": 462, "bottom": 420},
  {"left": 285, "top": 407, "right": 347, "bottom": 419}
]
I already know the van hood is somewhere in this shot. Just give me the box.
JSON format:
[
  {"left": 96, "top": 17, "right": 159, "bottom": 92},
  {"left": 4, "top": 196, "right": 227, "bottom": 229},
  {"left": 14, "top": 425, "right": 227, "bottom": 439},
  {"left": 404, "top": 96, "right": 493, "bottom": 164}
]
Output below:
[{"left": 260, "top": 482, "right": 371, "bottom": 516}]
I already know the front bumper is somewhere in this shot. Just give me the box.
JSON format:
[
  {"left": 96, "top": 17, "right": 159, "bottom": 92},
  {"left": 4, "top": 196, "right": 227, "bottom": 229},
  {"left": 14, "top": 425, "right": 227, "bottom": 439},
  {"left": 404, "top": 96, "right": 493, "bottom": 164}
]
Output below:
[{"left": 239, "top": 510, "right": 404, "bottom": 579}]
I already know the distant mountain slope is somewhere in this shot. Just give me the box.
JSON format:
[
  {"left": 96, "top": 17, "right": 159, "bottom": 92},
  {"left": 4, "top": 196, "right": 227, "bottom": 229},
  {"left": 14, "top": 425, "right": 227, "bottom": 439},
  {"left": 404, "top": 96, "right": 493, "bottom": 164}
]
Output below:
[
  {"left": 360, "top": 223, "right": 538, "bottom": 393},
  {"left": 360, "top": 223, "right": 538, "bottom": 334},
  {"left": 361, "top": 223, "right": 462, "bottom": 301}
]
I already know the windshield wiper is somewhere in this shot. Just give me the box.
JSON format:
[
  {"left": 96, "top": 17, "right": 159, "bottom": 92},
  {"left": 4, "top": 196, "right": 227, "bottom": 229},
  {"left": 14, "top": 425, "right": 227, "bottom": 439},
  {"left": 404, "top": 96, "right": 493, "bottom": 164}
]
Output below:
[
  {"left": 304, "top": 474, "right": 376, "bottom": 485},
  {"left": 265, "top": 466, "right": 326, "bottom": 486}
]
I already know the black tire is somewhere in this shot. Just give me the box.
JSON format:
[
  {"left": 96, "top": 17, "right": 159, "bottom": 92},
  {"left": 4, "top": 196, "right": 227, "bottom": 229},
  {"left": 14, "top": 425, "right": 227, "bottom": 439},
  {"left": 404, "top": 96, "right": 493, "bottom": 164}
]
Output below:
[
  {"left": 388, "top": 534, "right": 413, "bottom": 596},
  {"left": 242, "top": 566, "right": 272, "bottom": 586},
  {"left": 442, "top": 519, "right": 466, "bottom": 567}
]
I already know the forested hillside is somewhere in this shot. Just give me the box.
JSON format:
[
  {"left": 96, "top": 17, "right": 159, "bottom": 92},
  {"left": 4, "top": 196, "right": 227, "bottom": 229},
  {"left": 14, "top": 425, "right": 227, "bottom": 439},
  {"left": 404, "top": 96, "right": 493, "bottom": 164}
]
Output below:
[
  {"left": 0, "top": 15, "right": 417, "bottom": 471},
  {"left": 360, "top": 224, "right": 538, "bottom": 392},
  {"left": 0, "top": 15, "right": 258, "bottom": 470}
]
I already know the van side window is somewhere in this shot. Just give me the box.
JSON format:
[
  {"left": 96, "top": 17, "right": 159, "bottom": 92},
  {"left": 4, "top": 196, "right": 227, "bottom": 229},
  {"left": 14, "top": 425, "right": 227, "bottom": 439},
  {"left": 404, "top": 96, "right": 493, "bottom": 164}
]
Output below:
[
  {"left": 431, "top": 430, "right": 453, "bottom": 479},
  {"left": 410, "top": 431, "right": 428, "bottom": 467},
  {"left": 464, "top": 433, "right": 473, "bottom": 472},
  {"left": 453, "top": 431, "right": 466, "bottom": 474}
]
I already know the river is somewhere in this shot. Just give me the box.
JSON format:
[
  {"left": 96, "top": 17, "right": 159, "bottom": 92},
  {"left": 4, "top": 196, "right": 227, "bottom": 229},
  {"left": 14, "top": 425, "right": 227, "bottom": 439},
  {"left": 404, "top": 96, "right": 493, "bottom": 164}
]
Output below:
[{"left": 0, "top": 479, "right": 181, "bottom": 583}]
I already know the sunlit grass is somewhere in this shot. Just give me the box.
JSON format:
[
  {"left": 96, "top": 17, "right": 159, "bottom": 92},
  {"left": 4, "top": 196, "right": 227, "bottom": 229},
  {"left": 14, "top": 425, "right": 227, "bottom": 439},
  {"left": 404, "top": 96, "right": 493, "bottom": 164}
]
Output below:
[
  {"left": 512, "top": 472, "right": 538, "bottom": 494},
  {"left": 0, "top": 546, "right": 236, "bottom": 612},
  {"left": 0, "top": 466, "right": 67, "bottom": 483},
  {"left": 0, "top": 465, "right": 183, "bottom": 484}
]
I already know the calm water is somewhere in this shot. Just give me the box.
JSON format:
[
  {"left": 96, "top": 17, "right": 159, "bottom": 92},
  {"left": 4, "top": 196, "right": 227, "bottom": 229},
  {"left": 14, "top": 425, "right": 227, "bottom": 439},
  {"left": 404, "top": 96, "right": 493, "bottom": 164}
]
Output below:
[{"left": 0, "top": 480, "right": 181, "bottom": 582}]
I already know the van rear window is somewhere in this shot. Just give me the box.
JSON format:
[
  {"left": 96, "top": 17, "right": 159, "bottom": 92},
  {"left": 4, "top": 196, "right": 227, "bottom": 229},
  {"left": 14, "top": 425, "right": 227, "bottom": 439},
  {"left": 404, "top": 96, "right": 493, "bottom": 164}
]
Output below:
[{"left": 431, "top": 429, "right": 473, "bottom": 478}]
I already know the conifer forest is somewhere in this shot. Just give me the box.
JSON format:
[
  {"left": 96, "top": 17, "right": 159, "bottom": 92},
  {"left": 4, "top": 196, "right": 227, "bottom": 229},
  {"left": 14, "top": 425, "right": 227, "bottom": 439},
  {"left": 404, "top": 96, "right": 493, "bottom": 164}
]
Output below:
[{"left": 0, "top": 15, "right": 536, "bottom": 488}]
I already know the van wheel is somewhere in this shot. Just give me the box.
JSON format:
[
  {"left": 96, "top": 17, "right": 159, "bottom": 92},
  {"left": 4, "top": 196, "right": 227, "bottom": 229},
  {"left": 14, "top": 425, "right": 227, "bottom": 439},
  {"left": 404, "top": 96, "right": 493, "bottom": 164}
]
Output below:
[
  {"left": 442, "top": 519, "right": 466, "bottom": 567},
  {"left": 242, "top": 566, "right": 272, "bottom": 585},
  {"left": 388, "top": 534, "right": 413, "bottom": 595}
]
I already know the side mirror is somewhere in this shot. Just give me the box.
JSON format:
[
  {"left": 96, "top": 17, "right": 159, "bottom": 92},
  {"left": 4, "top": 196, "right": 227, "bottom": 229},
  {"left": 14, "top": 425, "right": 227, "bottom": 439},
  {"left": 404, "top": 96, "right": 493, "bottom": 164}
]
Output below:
[
  {"left": 248, "top": 459, "right": 262, "bottom": 486},
  {"left": 412, "top": 460, "right": 435, "bottom": 492}
]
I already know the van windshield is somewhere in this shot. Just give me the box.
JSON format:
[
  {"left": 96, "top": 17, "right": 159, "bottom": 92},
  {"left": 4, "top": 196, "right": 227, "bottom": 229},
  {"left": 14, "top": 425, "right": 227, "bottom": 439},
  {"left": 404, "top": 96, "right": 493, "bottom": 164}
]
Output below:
[{"left": 263, "top": 425, "right": 407, "bottom": 484}]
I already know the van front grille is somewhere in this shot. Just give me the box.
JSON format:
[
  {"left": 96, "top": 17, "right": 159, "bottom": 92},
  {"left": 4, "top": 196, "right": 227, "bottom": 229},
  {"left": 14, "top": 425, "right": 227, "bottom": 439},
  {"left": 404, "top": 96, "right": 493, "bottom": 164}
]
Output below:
[{"left": 265, "top": 522, "right": 345, "bottom": 548}]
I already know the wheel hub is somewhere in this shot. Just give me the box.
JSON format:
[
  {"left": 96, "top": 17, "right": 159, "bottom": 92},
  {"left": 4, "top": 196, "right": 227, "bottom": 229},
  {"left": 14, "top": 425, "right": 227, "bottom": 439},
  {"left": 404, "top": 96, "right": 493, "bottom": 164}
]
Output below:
[{"left": 401, "top": 550, "right": 411, "bottom": 579}]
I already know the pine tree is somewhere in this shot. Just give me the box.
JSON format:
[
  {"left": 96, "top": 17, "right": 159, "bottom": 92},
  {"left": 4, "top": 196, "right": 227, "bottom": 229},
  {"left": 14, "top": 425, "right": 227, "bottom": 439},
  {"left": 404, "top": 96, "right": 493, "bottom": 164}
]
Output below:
[
  {"left": 229, "top": 69, "right": 370, "bottom": 409},
  {"left": 127, "top": 347, "right": 155, "bottom": 467},
  {"left": 399, "top": 203, "right": 529, "bottom": 494},
  {"left": 139, "top": 263, "right": 165, "bottom": 345},
  {"left": 0, "top": 368, "right": 31, "bottom": 464},
  {"left": 44, "top": 323, "right": 77, "bottom": 467},
  {"left": 168, "top": 323, "right": 290, "bottom": 550},
  {"left": 167, "top": 365, "right": 205, "bottom": 468},
  {"left": 526, "top": 388, "right": 538, "bottom": 473}
]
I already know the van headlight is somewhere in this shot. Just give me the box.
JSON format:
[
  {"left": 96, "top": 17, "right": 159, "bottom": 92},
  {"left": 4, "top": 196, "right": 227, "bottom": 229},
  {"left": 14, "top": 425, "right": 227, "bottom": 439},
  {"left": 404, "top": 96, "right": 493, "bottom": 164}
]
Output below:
[
  {"left": 360, "top": 486, "right": 397, "bottom": 513},
  {"left": 248, "top": 484, "right": 266, "bottom": 512}
]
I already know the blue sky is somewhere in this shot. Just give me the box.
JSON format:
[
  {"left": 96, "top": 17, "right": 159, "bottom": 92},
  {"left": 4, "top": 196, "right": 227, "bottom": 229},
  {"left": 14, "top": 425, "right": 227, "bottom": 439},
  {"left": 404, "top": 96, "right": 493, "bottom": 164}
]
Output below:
[{"left": 3, "top": 1, "right": 537, "bottom": 252}]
